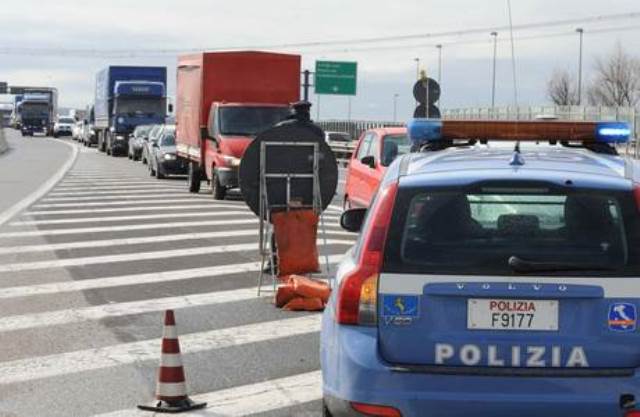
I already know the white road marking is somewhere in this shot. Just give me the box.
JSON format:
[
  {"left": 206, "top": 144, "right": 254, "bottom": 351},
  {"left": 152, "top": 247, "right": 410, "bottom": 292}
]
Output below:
[
  {"left": 0, "top": 139, "right": 78, "bottom": 227},
  {"left": 0, "top": 315, "right": 321, "bottom": 385},
  {"left": 23, "top": 204, "right": 219, "bottom": 216},
  {"left": 31, "top": 199, "right": 228, "bottom": 208},
  {"left": 0, "top": 218, "right": 343, "bottom": 238},
  {"left": 50, "top": 184, "right": 186, "bottom": 192},
  {"left": 328, "top": 204, "right": 344, "bottom": 213},
  {"left": 0, "top": 218, "right": 258, "bottom": 238},
  {"left": 0, "top": 239, "right": 352, "bottom": 272},
  {"left": 0, "top": 229, "right": 258, "bottom": 254},
  {"left": 56, "top": 180, "right": 174, "bottom": 187},
  {"left": 0, "top": 253, "right": 346, "bottom": 300},
  {"left": 40, "top": 194, "right": 210, "bottom": 202},
  {"left": 94, "top": 371, "right": 321, "bottom": 417},
  {"left": 0, "top": 287, "right": 261, "bottom": 332},
  {"left": 22, "top": 203, "right": 337, "bottom": 217},
  {"left": 48, "top": 188, "right": 188, "bottom": 197},
  {"left": 10, "top": 210, "right": 252, "bottom": 226}
]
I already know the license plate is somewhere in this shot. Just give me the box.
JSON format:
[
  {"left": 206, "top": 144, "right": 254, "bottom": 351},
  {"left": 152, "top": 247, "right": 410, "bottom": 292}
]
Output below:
[{"left": 467, "top": 299, "right": 558, "bottom": 331}]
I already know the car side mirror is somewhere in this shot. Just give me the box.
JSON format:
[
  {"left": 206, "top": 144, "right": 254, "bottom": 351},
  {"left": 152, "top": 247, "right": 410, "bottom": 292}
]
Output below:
[
  {"left": 360, "top": 155, "right": 376, "bottom": 169},
  {"left": 340, "top": 208, "right": 367, "bottom": 232},
  {"left": 168, "top": 104, "right": 174, "bottom": 113}
]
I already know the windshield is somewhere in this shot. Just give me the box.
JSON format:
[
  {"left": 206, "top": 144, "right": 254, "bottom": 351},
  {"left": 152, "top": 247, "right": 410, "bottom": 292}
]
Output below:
[
  {"left": 58, "top": 117, "right": 74, "bottom": 124},
  {"left": 384, "top": 185, "right": 640, "bottom": 276},
  {"left": 218, "top": 106, "right": 291, "bottom": 136},
  {"left": 115, "top": 97, "right": 165, "bottom": 116},
  {"left": 21, "top": 103, "right": 48, "bottom": 118},
  {"left": 160, "top": 133, "right": 175, "bottom": 146},
  {"left": 134, "top": 125, "right": 152, "bottom": 138},
  {"left": 381, "top": 133, "right": 410, "bottom": 166}
]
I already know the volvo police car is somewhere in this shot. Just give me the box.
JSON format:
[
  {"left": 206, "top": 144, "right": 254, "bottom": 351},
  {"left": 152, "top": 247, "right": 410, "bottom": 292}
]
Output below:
[{"left": 321, "top": 119, "right": 640, "bottom": 417}]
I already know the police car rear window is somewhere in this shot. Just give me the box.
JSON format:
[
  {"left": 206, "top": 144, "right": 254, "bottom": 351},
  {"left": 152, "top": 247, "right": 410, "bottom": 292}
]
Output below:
[{"left": 383, "top": 185, "right": 640, "bottom": 276}]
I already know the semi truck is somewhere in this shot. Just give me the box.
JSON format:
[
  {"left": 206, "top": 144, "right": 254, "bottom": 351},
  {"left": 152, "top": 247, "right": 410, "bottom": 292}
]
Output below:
[
  {"left": 18, "top": 88, "right": 58, "bottom": 136},
  {"left": 94, "top": 66, "right": 168, "bottom": 156},
  {"left": 176, "top": 51, "right": 301, "bottom": 199}
]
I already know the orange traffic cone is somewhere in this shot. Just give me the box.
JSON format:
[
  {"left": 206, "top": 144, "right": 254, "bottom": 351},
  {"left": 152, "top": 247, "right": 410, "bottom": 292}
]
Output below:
[{"left": 138, "top": 310, "right": 206, "bottom": 413}]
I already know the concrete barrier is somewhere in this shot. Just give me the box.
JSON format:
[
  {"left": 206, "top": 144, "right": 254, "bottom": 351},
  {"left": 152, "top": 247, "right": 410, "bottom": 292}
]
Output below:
[{"left": 0, "top": 128, "right": 8, "bottom": 154}]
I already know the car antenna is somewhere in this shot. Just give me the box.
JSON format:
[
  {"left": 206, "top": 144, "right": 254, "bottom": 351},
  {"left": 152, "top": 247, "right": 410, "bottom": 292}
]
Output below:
[{"left": 506, "top": 0, "right": 523, "bottom": 167}]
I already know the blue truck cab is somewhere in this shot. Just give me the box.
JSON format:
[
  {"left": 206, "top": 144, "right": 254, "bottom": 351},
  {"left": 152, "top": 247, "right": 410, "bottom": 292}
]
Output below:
[
  {"left": 94, "top": 66, "right": 168, "bottom": 156},
  {"left": 322, "top": 119, "right": 640, "bottom": 417},
  {"left": 19, "top": 92, "right": 53, "bottom": 136}
]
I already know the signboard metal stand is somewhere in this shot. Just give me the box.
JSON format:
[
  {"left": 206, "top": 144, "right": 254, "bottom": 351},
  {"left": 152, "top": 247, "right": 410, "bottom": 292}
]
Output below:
[{"left": 256, "top": 141, "right": 331, "bottom": 296}]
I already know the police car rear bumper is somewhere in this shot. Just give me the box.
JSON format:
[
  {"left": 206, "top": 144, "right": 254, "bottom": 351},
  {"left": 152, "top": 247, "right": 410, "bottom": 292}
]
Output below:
[{"left": 321, "top": 321, "right": 640, "bottom": 417}]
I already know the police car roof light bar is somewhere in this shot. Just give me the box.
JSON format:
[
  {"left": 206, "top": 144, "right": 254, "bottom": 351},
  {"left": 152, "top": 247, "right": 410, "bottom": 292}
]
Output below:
[{"left": 407, "top": 119, "right": 631, "bottom": 146}]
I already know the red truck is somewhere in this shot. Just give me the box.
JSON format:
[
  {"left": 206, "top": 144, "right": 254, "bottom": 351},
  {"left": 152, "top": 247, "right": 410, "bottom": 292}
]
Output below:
[{"left": 176, "top": 51, "right": 301, "bottom": 199}]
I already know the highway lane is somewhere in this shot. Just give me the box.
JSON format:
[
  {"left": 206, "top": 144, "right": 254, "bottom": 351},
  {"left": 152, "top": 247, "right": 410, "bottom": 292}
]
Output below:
[{"left": 0, "top": 134, "right": 355, "bottom": 417}]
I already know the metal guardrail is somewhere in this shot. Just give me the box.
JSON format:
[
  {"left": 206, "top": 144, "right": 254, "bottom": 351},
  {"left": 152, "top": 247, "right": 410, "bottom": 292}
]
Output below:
[
  {"left": 317, "top": 120, "right": 403, "bottom": 141},
  {"left": 0, "top": 128, "right": 7, "bottom": 154},
  {"left": 318, "top": 120, "right": 403, "bottom": 166},
  {"left": 328, "top": 141, "right": 356, "bottom": 166}
]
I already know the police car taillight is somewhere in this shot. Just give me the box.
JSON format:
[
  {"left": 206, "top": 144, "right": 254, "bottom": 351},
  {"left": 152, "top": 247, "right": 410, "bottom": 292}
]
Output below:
[
  {"left": 351, "top": 402, "right": 402, "bottom": 417},
  {"left": 336, "top": 181, "right": 399, "bottom": 325}
]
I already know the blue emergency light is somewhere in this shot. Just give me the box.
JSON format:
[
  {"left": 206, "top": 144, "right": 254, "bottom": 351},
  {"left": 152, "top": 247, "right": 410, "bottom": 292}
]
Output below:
[
  {"left": 407, "top": 118, "right": 442, "bottom": 145},
  {"left": 595, "top": 121, "right": 631, "bottom": 144}
]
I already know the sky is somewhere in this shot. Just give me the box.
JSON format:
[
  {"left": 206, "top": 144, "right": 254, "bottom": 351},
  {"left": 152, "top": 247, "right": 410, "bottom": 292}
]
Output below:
[{"left": 1, "top": 0, "right": 640, "bottom": 120}]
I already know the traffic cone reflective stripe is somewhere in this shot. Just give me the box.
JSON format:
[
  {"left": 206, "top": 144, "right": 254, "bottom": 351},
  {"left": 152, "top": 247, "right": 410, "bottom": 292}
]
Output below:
[{"left": 137, "top": 310, "right": 206, "bottom": 413}]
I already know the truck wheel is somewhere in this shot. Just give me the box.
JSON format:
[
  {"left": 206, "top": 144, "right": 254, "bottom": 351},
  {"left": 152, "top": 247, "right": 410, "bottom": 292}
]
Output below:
[
  {"left": 211, "top": 169, "right": 226, "bottom": 200},
  {"left": 187, "top": 163, "right": 201, "bottom": 193},
  {"left": 322, "top": 400, "right": 333, "bottom": 417}
]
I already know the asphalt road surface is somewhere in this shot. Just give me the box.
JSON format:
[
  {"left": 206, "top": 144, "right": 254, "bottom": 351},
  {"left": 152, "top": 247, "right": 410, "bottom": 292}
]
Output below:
[{"left": 0, "top": 129, "right": 355, "bottom": 417}]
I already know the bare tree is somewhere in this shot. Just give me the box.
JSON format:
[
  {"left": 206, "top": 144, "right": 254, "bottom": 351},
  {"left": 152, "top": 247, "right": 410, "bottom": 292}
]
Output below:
[
  {"left": 587, "top": 44, "right": 640, "bottom": 107},
  {"left": 547, "top": 69, "right": 578, "bottom": 105}
]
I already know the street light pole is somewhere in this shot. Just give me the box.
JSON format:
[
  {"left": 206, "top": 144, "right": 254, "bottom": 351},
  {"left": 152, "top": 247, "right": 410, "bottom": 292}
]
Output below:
[
  {"left": 436, "top": 45, "right": 442, "bottom": 85},
  {"left": 576, "top": 28, "right": 584, "bottom": 106},
  {"left": 393, "top": 93, "right": 399, "bottom": 122},
  {"left": 414, "top": 57, "right": 420, "bottom": 108},
  {"left": 491, "top": 31, "right": 498, "bottom": 114}
]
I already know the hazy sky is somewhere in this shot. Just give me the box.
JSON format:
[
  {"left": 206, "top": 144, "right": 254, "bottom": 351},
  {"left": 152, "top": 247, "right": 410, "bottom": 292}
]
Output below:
[{"left": 1, "top": 0, "right": 639, "bottom": 120}]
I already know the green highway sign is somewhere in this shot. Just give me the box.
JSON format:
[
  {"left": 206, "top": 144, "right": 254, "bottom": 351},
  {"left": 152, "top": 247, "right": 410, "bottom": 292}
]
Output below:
[{"left": 315, "top": 61, "right": 357, "bottom": 96}]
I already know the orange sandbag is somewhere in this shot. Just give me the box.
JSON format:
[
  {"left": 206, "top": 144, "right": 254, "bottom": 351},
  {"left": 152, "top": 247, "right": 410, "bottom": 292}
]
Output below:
[
  {"left": 272, "top": 210, "right": 319, "bottom": 276},
  {"left": 275, "top": 284, "right": 297, "bottom": 308},
  {"left": 282, "top": 297, "right": 325, "bottom": 311},
  {"left": 287, "top": 275, "right": 331, "bottom": 303}
]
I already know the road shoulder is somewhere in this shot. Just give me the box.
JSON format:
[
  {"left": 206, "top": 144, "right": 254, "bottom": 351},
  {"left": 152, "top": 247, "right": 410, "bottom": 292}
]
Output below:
[{"left": 0, "top": 130, "right": 77, "bottom": 225}]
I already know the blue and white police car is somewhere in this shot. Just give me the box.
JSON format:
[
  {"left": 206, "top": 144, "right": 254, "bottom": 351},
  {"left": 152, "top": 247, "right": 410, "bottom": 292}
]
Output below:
[{"left": 321, "top": 119, "right": 640, "bottom": 417}]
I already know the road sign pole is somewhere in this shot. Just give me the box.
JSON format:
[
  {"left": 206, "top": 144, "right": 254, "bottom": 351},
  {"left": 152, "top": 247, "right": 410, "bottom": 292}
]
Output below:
[{"left": 302, "top": 70, "right": 311, "bottom": 102}]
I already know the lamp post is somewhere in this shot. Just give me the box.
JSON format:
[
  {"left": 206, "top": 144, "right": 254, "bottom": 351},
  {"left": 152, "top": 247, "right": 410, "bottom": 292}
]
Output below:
[
  {"left": 414, "top": 57, "right": 420, "bottom": 107},
  {"left": 393, "top": 93, "right": 399, "bottom": 122},
  {"left": 491, "top": 31, "right": 498, "bottom": 113},
  {"left": 436, "top": 45, "right": 443, "bottom": 85},
  {"left": 576, "top": 28, "right": 584, "bottom": 106}
]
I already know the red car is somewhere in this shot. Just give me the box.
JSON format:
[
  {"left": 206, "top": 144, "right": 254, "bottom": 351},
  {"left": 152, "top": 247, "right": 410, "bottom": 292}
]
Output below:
[{"left": 343, "top": 127, "right": 410, "bottom": 208}]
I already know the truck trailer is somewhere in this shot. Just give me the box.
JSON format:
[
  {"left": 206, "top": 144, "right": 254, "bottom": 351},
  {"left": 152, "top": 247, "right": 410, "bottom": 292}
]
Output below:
[
  {"left": 175, "top": 51, "right": 301, "bottom": 199},
  {"left": 94, "top": 66, "right": 168, "bottom": 156}
]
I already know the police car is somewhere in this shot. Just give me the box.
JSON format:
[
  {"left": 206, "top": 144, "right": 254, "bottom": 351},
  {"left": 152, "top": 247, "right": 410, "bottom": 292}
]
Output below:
[{"left": 321, "top": 119, "right": 640, "bottom": 417}]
